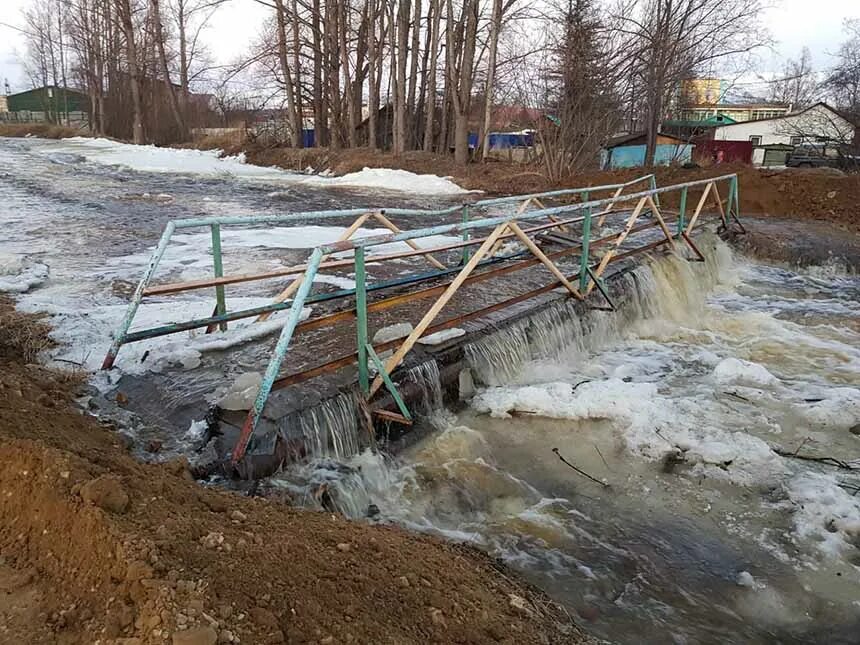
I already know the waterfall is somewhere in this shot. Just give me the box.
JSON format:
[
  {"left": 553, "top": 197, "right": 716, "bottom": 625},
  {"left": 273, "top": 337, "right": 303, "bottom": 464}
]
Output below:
[
  {"left": 285, "top": 390, "right": 364, "bottom": 461},
  {"left": 402, "top": 359, "right": 444, "bottom": 416},
  {"left": 465, "top": 233, "right": 734, "bottom": 386}
]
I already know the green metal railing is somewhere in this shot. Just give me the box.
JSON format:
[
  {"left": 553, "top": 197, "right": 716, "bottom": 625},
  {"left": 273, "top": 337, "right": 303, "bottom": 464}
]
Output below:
[{"left": 101, "top": 173, "right": 743, "bottom": 466}]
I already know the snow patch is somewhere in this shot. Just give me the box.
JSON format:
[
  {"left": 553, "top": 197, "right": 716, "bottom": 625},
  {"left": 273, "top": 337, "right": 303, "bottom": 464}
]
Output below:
[
  {"left": 49, "top": 138, "right": 469, "bottom": 194},
  {"left": 218, "top": 372, "right": 263, "bottom": 411}
]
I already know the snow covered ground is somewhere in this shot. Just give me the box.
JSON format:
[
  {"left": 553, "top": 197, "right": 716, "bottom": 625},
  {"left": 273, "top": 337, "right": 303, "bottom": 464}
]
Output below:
[{"left": 51, "top": 137, "right": 471, "bottom": 195}]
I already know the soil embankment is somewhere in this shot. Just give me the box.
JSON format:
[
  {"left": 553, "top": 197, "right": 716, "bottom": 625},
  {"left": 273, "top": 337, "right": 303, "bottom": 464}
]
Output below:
[
  {"left": 0, "top": 298, "right": 588, "bottom": 644},
  {"left": 217, "top": 142, "right": 860, "bottom": 234}
]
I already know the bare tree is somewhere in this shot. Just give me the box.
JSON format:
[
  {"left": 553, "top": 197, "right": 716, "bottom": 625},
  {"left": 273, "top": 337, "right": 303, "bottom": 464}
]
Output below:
[
  {"left": 616, "top": 0, "right": 769, "bottom": 166},
  {"left": 770, "top": 47, "right": 819, "bottom": 108},
  {"left": 826, "top": 19, "right": 860, "bottom": 124}
]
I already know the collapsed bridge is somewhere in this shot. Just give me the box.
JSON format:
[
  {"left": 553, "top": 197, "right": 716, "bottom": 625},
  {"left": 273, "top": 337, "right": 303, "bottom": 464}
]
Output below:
[{"left": 102, "top": 173, "right": 744, "bottom": 477}]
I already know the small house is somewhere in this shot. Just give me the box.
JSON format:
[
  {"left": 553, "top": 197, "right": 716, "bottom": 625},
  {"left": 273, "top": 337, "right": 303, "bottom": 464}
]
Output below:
[{"left": 601, "top": 132, "right": 693, "bottom": 169}]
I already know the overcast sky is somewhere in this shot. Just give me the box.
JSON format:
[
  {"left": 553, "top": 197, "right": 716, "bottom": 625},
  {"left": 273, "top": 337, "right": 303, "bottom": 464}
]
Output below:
[{"left": 1, "top": 0, "right": 859, "bottom": 94}]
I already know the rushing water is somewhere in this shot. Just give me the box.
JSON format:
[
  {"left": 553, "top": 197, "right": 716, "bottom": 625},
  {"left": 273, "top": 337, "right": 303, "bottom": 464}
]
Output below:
[
  {"left": 2, "top": 137, "right": 860, "bottom": 644},
  {"left": 272, "top": 236, "right": 860, "bottom": 644}
]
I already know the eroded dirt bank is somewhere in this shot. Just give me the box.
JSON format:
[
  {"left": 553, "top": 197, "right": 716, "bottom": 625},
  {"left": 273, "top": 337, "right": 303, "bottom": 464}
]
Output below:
[
  {"left": 219, "top": 144, "right": 860, "bottom": 234},
  {"left": 0, "top": 299, "right": 589, "bottom": 644}
]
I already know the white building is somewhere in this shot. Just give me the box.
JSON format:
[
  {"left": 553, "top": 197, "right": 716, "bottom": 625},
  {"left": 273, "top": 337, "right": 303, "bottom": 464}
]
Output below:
[{"left": 712, "top": 102, "right": 856, "bottom": 147}]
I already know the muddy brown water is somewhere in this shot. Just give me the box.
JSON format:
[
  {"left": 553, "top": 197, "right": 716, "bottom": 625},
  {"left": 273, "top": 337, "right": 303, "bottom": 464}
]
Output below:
[{"left": 2, "top": 136, "right": 860, "bottom": 644}]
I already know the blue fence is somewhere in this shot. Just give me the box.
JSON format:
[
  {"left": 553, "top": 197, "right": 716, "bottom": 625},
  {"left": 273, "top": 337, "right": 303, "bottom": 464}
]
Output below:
[{"left": 602, "top": 144, "right": 694, "bottom": 169}]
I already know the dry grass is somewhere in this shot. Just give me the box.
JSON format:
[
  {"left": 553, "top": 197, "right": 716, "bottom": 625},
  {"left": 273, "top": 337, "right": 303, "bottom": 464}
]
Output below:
[
  {"left": 0, "top": 298, "right": 54, "bottom": 363},
  {"left": 0, "top": 123, "right": 84, "bottom": 139}
]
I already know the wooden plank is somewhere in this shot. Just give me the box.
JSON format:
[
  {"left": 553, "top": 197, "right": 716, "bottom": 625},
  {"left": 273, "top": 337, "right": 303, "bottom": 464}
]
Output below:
[
  {"left": 596, "top": 185, "right": 626, "bottom": 227},
  {"left": 372, "top": 409, "right": 414, "bottom": 425},
  {"left": 645, "top": 195, "right": 676, "bottom": 250},
  {"left": 369, "top": 222, "right": 511, "bottom": 397},
  {"left": 372, "top": 211, "right": 447, "bottom": 270},
  {"left": 587, "top": 197, "right": 648, "bottom": 295},
  {"left": 684, "top": 182, "right": 712, "bottom": 234},
  {"left": 710, "top": 182, "right": 727, "bottom": 227},
  {"left": 507, "top": 222, "right": 583, "bottom": 299},
  {"left": 256, "top": 212, "right": 372, "bottom": 322}
]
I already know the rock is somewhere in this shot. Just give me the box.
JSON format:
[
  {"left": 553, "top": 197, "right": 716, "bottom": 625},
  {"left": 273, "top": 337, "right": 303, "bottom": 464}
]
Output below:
[
  {"left": 146, "top": 440, "right": 163, "bottom": 454},
  {"left": 850, "top": 424, "right": 860, "bottom": 436},
  {"left": 577, "top": 605, "right": 600, "bottom": 621},
  {"left": 508, "top": 594, "right": 529, "bottom": 613},
  {"left": 372, "top": 322, "right": 413, "bottom": 344},
  {"left": 116, "top": 391, "right": 129, "bottom": 405},
  {"left": 79, "top": 475, "right": 129, "bottom": 513},
  {"left": 218, "top": 630, "right": 235, "bottom": 644},
  {"left": 126, "top": 560, "right": 154, "bottom": 582},
  {"left": 249, "top": 606, "right": 279, "bottom": 630},
  {"left": 336, "top": 542, "right": 351, "bottom": 553},
  {"left": 397, "top": 576, "right": 410, "bottom": 588},
  {"left": 228, "top": 510, "right": 247, "bottom": 522},
  {"left": 201, "top": 532, "right": 224, "bottom": 549},
  {"left": 429, "top": 607, "right": 447, "bottom": 627},
  {"left": 217, "top": 604, "right": 233, "bottom": 620},
  {"left": 172, "top": 626, "right": 218, "bottom": 645}
]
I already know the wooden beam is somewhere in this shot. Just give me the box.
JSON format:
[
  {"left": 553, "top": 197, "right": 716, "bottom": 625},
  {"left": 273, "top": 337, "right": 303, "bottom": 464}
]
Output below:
[
  {"left": 372, "top": 211, "right": 447, "bottom": 270},
  {"left": 645, "top": 195, "right": 676, "bottom": 250},
  {"left": 369, "top": 221, "right": 511, "bottom": 397},
  {"left": 507, "top": 222, "right": 583, "bottom": 299},
  {"left": 684, "top": 182, "right": 712, "bottom": 234},
  {"left": 587, "top": 196, "right": 648, "bottom": 295},
  {"left": 256, "top": 212, "right": 372, "bottom": 322}
]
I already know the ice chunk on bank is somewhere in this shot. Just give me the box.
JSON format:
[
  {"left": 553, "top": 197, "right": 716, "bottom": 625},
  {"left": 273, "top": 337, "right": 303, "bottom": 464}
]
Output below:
[
  {"left": 786, "top": 472, "right": 860, "bottom": 561},
  {"left": 218, "top": 372, "right": 264, "bottom": 410},
  {"left": 0, "top": 253, "right": 49, "bottom": 293},
  {"left": 797, "top": 387, "right": 860, "bottom": 431},
  {"left": 712, "top": 358, "right": 779, "bottom": 388}
]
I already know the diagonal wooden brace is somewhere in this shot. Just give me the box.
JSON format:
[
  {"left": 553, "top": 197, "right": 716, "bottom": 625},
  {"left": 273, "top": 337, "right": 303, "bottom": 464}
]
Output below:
[
  {"left": 372, "top": 212, "right": 447, "bottom": 270},
  {"left": 507, "top": 222, "right": 583, "bottom": 299},
  {"left": 256, "top": 211, "right": 373, "bottom": 322},
  {"left": 369, "top": 221, "right": 511, "bottom": 397},
  {"left": 586, "top": 196, "right": 648, "bottom": 295}
]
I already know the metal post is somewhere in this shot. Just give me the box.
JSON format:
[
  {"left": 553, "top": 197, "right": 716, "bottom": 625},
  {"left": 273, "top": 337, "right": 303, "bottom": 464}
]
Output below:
[
  {"left": 649, "top": 175, "right": 660, "bottom": 208},
  {"left": 461, "top": 205, "right": 471, "bottom": 265},
  {"left": 355, "top": 247, "right": 369, "bottom": 394},
  {"left": 231, "top": 248, "right": 324, "bottom": 464},
  {"left": 727, "top": 176, "right": 738, "bottom": 219},
  {"left": 579, "top": 192, "right": 592, "bottom": 293},
  {"left": 101, "top": 221, "right": 176, "bottom": 369},
  {"left": 678, "top": 186, "right": 688, "bottom": 236},
  {"left": 211, "top": 223, "right": 227, "bottom": 331}
]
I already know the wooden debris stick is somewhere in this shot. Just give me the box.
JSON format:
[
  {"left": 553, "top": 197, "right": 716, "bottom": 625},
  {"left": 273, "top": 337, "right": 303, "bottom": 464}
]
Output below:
[
  {"left": 369, "top": 221, "right": 511, "bottom": 397},
  {"left": 552, "top": 448, "right": 609, "bottom": 487}
]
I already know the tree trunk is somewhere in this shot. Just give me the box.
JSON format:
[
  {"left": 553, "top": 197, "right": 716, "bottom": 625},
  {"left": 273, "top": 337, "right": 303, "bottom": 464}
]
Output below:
[
  {"left": 116, "top": 0, "right": 144, "bottom": 143},
  {"left": 453, "top": 0, "right": 478, "bottom": 164},
  {"left": 151, "top": 0, "right": 187, "bottom": 140},
  {"left": 366, "top": 0, "right": 378, "bottom": 149},
  {"left": 406, "top": 0, "right": 422, "bottom": 148},
  {"left": 480, "top": 0, "right": 503, "bottom": 161},
  {"left": 393, "top": 0, "right": 410, "bottom": 155},
  {"left": 311, "top": 0, "right": 326, "bottom": 146},
  {"left": 273, "top": 0, "right": 301, "bottom": 147}
]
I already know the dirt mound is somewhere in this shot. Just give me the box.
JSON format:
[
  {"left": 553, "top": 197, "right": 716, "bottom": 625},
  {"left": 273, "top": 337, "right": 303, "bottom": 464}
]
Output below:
[
  {"left": 233, "top": 145, "right": 860, "bottom": 233},
  {"left": 0, "top": 297, "right": 588, "bottom": 644}
]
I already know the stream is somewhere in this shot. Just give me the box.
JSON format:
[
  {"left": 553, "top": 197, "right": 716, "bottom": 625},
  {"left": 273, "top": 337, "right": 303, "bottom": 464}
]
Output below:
[{"left": 2, "top": 136, "right": 859, "bottom": 644}]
